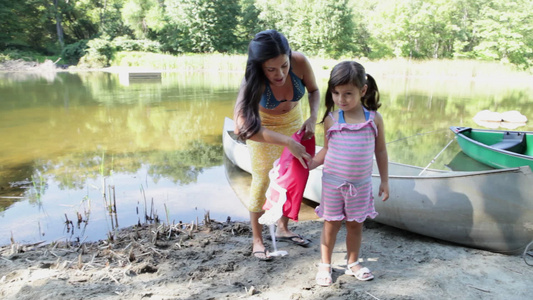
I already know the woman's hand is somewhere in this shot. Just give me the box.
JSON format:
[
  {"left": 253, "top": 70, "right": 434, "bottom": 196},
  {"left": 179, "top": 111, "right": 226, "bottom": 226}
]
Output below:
[
  {"left": 288, "top": 139, "right": 311, "bottom": 169},
  {"left": 298, "top": 117, "right": 317, "bottom": 140}
]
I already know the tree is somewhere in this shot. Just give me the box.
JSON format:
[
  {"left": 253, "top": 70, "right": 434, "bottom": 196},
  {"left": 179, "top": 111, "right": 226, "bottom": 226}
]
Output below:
[
  {"left": 255, "top": 0, "right": 356, "bottom": 57},
  {"left": 310, "top": 0, "right": 357, "bottom": 58},
  {"left": 122, "top": 0, "right": 164, "bottom": 39},
  {"left": 53, "top": 0, "right": 65, "bottom": 48},
  {"left": 162, "top": 0, "right": 240, "bottom": 53},
  {"left": 234, "top": 0, "right": 263, "bottom": 51},
  {"left": 0, "top": 0, "right": 54, "bottom": 51},
  {"left": 473, "top": 0, "right": 533, "bottom": 69}
]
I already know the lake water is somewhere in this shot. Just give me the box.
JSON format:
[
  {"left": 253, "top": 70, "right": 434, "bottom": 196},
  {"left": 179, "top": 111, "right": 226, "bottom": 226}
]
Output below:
[{"left": 1, "top": 68, "right": 532, "bottom": 246}]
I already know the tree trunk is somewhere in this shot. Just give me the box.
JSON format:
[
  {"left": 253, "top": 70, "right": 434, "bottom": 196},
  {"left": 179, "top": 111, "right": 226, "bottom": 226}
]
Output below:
[{"left": 54, "top": 0, "right": 65, "bottom": 48}]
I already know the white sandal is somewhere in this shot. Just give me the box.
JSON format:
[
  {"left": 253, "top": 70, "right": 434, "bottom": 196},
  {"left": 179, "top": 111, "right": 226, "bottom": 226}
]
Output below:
[
  {"left": 345, "top": 261, "right": 374, "bottom": 281},
  {"left": 315, "top": 263, "right": 332, "bottom": 286}
]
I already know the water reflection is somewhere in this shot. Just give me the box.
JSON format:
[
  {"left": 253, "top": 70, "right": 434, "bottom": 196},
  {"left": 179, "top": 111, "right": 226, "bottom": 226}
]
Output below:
[{"left": 0, "top": 69, "right": 531, "bottom": 246}]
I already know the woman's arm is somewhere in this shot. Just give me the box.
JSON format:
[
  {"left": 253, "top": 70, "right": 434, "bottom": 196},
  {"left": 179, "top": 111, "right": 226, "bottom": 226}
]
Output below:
[
  {"left": 292, "top": 52, "right": 320, "bottom": 140},
  {"left": 233, "top": 78, "right": 248, "bottom": 136}
]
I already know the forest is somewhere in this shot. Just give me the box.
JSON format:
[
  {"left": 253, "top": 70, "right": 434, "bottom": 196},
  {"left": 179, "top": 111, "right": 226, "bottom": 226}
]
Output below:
[{"left": 1, "top": 0, "right": 532, "bottom": 70}]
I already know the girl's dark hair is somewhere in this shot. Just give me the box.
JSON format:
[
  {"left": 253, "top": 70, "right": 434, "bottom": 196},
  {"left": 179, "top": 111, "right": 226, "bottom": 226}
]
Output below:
[
  {"left": 237, "top": 29, "right": 292, "bottom": 140},
  {"left": 321, "top": 61, "right": 381, "bottom": 123}
]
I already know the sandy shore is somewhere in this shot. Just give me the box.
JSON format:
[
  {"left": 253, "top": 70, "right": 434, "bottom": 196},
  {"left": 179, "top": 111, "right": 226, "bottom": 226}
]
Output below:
[{"left": 1, "top": 216, "right": 532, "bottom": 300}]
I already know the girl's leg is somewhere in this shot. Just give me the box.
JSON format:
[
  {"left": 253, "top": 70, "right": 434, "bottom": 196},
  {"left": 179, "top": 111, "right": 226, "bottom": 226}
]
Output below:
[
  {"left": 345, "top": 221, "right": 373, "bottom": 279},
  {"left": 321, "top": 220, "right": 342, "bottom": 263},
  {"left": 316, "top": 220, "right": 342, "bottom": 286},
  {"left": 345, "top": 220, "right": 363, "bottom": 264}
]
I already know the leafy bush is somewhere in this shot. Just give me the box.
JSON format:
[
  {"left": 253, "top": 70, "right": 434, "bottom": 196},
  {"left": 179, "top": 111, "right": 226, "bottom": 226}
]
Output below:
[
  {"left": 112, "top": 36, "right": 161, "bottom": 52},
  {"left": 78, "top": 52, "right": 109, "bottom": 69},
  {"left": 78, "top": 38, "right": 114, "bottom": 68},
  {"left": 61, "top": 40, "right": 89, "bottom": 65}
]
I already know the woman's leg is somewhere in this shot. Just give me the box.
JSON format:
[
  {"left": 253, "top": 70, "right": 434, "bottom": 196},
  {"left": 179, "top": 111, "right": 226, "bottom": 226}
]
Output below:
[
  {"left": 250, "top": 211, "right": 269, "bottom": 259},
  {"left": 275, "top": 215, "right": 306, "bottom": 242}
]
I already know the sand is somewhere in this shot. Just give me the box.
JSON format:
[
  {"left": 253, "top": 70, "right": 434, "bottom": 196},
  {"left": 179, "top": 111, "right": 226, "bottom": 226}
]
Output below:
[{"left": 1, "top": 216, "right": 532, "bottom": 300}]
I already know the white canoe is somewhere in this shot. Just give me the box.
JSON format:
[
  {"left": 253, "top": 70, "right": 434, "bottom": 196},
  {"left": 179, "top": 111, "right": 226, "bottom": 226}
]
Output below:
[{"left": 223, "top": 117, "right": 533, "bottom": 254}]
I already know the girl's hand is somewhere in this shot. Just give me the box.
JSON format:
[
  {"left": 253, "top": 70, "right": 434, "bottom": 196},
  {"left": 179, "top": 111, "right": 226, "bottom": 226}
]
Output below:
[
  {"left": 378, "top": 182, "right": 390, "bottom": 201},
  {"left": 307, "top": 158, "right": 319, "bottom": 170},
  {"left": 288, "top": 139, "right": 311, "bottom": 169},
  {"left": 298, "top": 117, "right": 317, "bottom": 140}
]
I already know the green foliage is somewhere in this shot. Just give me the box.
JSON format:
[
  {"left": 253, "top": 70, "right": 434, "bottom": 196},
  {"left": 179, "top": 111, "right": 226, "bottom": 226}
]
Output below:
[
  {"left": 0, "top": 49, "right": 37, "bottom": 62},
  {"left": 234, "top": 0, "right": 263, "bottom": 52},
  {"left": 472, "top": 0, "right": 533, "bottom": 69},
  {"left": 122, "top": 0, "right": 164, "bottom": 39},
  {"left": 78, "top": 38, "right": 114, "bottom": 68},
  {"left": 254, "top": 0, "right": 358, "bottom": 57},
  {"left": 2, "top": 0, "right": 533, "bottom": 70},
  {"left": 61, "top": 40, "right": 89, "bottom": 65},
  {"left": 100, "top": 0, "right": 134, "bottom": 38},
  {"left": 162, "top": 0, "right": 240, "bottom": 53},
  {"left": 112, "top": 36, "right": 161, "bottom": 52},
  {"left": 0, "top": 0, "right": 55, "bottom": 52}
]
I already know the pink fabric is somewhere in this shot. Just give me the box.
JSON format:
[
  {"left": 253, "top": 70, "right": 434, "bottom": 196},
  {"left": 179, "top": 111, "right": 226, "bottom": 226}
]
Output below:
[{"left": 262, "top": 131, "right": 315, "bottom": 221}]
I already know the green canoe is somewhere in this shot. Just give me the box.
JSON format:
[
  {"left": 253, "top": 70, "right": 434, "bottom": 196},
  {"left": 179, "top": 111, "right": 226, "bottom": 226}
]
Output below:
[{"left": 450, "top": 126, "right": 533, "bottom": 170}]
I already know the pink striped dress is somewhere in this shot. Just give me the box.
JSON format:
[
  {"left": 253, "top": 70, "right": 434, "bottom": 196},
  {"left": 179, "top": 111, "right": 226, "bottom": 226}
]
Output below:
[{"left": 315, "top": 109, "right": 378, "bottom": 222}]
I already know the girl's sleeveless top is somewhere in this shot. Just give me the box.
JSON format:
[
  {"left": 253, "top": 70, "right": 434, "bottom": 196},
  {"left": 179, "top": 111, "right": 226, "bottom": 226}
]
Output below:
[{"left": 323, "top": 108, "right": 378, "bottom": 182}]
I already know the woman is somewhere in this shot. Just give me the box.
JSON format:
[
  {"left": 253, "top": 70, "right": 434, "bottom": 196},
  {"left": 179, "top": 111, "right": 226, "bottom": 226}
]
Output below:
[{"left": 234, "top": 30, "right": 320, "bottom": 261}]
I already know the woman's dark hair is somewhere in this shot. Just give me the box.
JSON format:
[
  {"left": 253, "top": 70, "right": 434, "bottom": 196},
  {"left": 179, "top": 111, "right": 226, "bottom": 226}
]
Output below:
[
  {"left": 321, "top": 61, "right": 381, "bottom": 123},
  {"left": 236, "top": 29, "right": 292, "bottom": 140}
]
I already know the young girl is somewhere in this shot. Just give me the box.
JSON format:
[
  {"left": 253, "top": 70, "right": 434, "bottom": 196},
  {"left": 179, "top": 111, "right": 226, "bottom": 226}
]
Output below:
[{"left": 309, "top": 61, "right": 389, "bottom": 286}]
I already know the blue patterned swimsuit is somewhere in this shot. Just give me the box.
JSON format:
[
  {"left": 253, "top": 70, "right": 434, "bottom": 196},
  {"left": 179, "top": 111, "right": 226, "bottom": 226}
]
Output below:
[{"left": 260, "top": 69, "right": 306, "bottom": 109}]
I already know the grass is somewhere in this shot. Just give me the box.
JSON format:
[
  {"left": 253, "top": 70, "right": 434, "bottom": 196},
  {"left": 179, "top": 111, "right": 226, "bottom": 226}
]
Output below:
[
  {"left": 3, "top": 48, "right": 531, "bottom": 80},
  {"left": 0, "top": 49, "right": 60, "bottom": 63},
  {"left": 108, "top": 51, "right": 532, "bottom": 82},
  {"left": 310, "top": 57, "right": 533, "bottom": 81},
  {"left": 111, "top": 51, "right": 246, "bottom": 71}
]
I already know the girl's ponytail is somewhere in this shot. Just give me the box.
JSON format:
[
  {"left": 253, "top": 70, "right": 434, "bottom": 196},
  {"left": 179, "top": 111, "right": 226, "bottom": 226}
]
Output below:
[{"left": 363, "top": 74, "right": 381, "bottom": 111}]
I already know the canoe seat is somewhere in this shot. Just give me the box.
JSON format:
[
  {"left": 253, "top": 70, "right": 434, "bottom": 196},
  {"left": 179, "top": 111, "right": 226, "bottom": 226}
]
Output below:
[{"left": 490, "top": 132, "right": 527, "bottom": 153}]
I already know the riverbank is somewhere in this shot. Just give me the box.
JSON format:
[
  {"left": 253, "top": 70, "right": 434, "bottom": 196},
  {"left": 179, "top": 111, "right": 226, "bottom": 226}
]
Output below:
[
  {"left": 0, "top": 59, "right": 60, "bottom": 72},
  {"left": 1, "top": 217, "right": 532, "bottom": 300},
  {"left": 2, "top": 55, "right": 532, "bottom": 80}
]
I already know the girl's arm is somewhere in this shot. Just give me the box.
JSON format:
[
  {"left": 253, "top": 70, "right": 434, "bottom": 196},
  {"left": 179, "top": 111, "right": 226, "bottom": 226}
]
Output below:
[
  {"left": 374, "top": 112, "right": 389, "bottom": 201},
  {"left": 234, "top": 78, "right": 311, "bottom": 168},
  {"left": 292, "top": 52, "right": 320, "bottom": 140},
  {"left": 308, "top": 115, "right": 334, "bottom": 170}
]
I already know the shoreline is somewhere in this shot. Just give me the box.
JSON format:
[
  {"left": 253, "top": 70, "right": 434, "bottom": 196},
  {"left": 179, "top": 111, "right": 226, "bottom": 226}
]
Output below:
[{"left": 1, "top": 217, "right": 532, "bottom": 299}]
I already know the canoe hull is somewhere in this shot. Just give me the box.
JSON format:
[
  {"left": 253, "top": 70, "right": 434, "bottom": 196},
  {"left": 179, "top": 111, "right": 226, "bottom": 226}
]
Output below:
[
  {"left": 224, "top": 118, "right": 533, "bottom": 254},
  {"left": 370, "top": 164, "right": 533, "bottom": 254}
]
